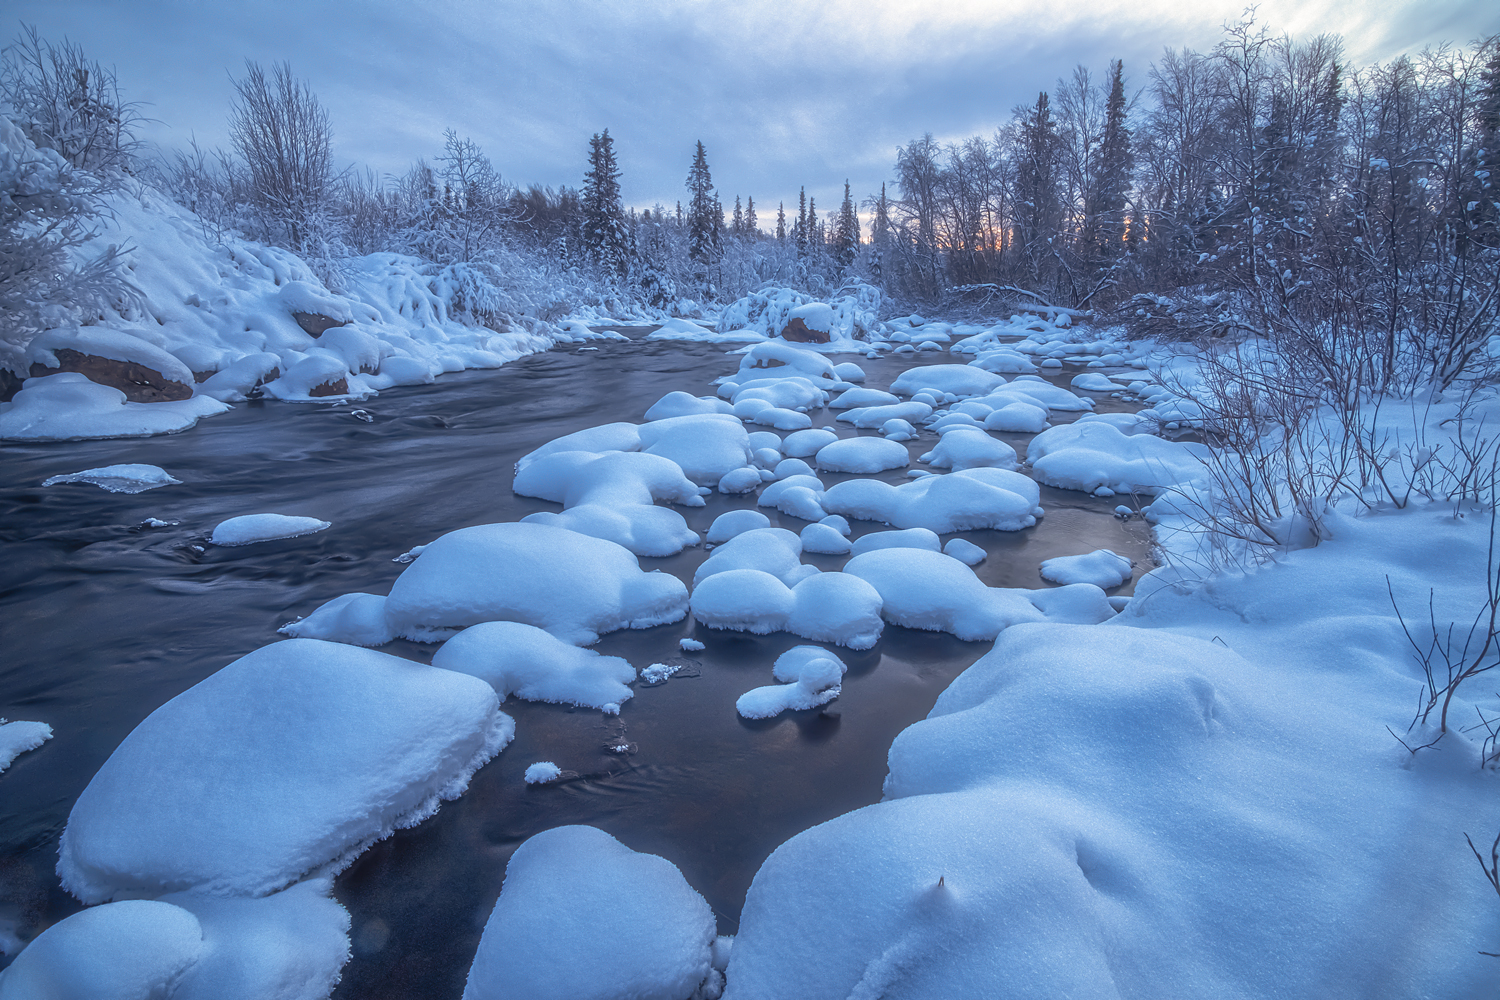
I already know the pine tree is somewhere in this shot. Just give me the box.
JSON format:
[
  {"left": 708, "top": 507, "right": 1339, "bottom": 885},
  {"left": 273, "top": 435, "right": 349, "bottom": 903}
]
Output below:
[
  {"left": 807, "top": 196, "right": 820, "bottom": 253},
  {"left": 686, "top": 141, "right": 719, "bottom": 262},
  {"left": 581, "top": 128, "right": 629, "bottom": 273},
  {"left": 746, "top": 196, "right": 757, "bottom": 237},
  {"left": 1014, "top": 92, "right": 1061, "bottom": 254},
  {"left": 732, "top": 195, "right": 744, "bottom": 237},
  {"left": 776, "top": 201, "right": 787, "bottom": 241},
  {"left": 796, "top": 187, "right": 808, "bottom": 256},
  {"left": 1091, "top": 60, "right": 1134, "bottom": 258},
  {"left": 834, "top": 180, "right": 861, "bottom": 267}
]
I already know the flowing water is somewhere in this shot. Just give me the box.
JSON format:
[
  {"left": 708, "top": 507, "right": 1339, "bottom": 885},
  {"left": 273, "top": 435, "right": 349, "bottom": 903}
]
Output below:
[{"left": 0, "top": 333, "right": 1153, "bottom": 997}]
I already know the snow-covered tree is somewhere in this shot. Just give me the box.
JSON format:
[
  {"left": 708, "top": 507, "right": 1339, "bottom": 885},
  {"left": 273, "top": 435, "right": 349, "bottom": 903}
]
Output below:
[
  {"left": 685, "top": 140, "right": 718, "bottom": 263},
  {"left": 745, "top": 195, "right": 757, "bottom": 237},
  {"left": 581, "top": 128, "right": 629, "bottom": 273},
  {"left": 834, "top": 180, "right": 861, "bottom": 267}
]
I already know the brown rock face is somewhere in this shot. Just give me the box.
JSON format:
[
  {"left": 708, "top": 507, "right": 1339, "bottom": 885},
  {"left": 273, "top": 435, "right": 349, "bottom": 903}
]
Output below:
[
  {"left": 780, "top": 317, "right": 830, "bottom": 344},
  {"left": 308, "top": 377, "right": 349, "bottom": 397},
  {"left": 292, "top": 312, "right": 348, "bottom": 337},
  {"left": 29, "top": 349, "right": 194, "bottom": 402}
]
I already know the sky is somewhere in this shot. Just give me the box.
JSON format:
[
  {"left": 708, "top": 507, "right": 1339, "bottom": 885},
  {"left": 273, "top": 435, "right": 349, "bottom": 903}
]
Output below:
[{"left": 6, "top": 0, "right": 1497, "bottom": 224}]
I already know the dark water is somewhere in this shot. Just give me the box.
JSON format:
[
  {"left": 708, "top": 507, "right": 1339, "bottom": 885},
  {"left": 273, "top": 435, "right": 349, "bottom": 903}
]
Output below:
[{"left": 0, "top": 334, "right": 1152, "bottom": 997}]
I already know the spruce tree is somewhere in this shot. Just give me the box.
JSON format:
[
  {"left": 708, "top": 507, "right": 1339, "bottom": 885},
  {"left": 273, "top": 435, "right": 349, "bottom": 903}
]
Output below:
[
  {"left": 581, "top": 128, "right": 628, "bottom": 273},
  {"left": 834, "top": 180, "right": 861, "bottom": 267},
  {"left": 776, "top": 201, "right": 787, "bottom": 241},
  {"left": 746, "top": 196, "right": 757, "bottom": 237},
  {"left": 732, "top": 195, "right": 744, "bottom": 237},
  {"left": 1092, "top": 61, "right": 1134, "bottom": 258},
  {"left": 686, "top": 141, "right": 718, "bottom": 262},
  {"left": 796, "top": 187, "right": 808, "bottom": 256},
  {"left": 1014, "top": 92, "right": 1061, "bottom": 253}
]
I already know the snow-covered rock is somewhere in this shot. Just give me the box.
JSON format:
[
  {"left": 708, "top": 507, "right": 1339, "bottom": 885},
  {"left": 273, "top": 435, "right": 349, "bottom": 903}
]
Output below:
[
  {"left": 383, "top": 522, "right": 689, "bottom": 645},
  {"left": 691, "top": 569, "right": 885, "bottom": 649},
  {"left": 706, "top": 509, "right": 771, "bottom": 544},
  {"left": 432, "top": 621, "right": 637, "bottom": 714},
  {"left": 515, "top": 449, "right": 703, "bottom": 557},
  {"left": 0, "top": 719, "right": 52, "bottom": 774},
  {"left": 892, "top": 365, "right": 1006, "bottom": 399},
  {"left": 737, "top": 647, "right": 848, "bottom": 719},
  {"left": 0, "top": 373, "right": 229, "bottom": 442},
  {"left": 1027, "top": 419, "right": 1208, "bottom": 495},
  {"left": 1040, "top": 549, "right": 1133, "bottom": 589},
  {"left": 815, "top": 436, "right": 910, "bottom": 474},
  {"left": 849, "top": 527, "right": 942, "bottom": 557},
  {"left": 0, "top": 899, "right": 204, "bottom": 1000},
  {"left": 58, "top": 639, "right": 510, "bottom": 903},
  {"left": 463, "top": 826, "right": 716, "bottom": 1000},
  {"left": 919, "top": 427, "right": 1018, "bottom": 472},
  {"left": 821, "top": 468, "right": 1041, "bottom": 533},
  {"left": 210, "top": 513, "right": 330, "bottom": 546}
]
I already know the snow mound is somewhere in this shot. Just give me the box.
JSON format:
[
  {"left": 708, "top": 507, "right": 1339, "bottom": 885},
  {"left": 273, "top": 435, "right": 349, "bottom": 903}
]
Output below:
[
  {"left": 881, "top": 418, "right": 918, "bottom": 441},
  {"left": 0, "top": 719, "right": 53, "bottom": 774},
  {"left": 515, "top": 449, "right": 703, "bottom": 557},
  {"left": 644, "top": 391, "right": 734, "bottom": 420},
  {"left": 1070, "top": 372, "right": 1118, "bottom": 391},
  {"left": 821, "top": 468, "right": 1041, "bottom": 533},
  {"left": 737, "top": 647, "right": 848, "bottom": 719},
  {"left": 523, "top": 762, "right": 562, "bottom": 785},
  {"left": 58, "top": 639, "right": 510, "bottom": 903},
  {"left": 0, "top": 373, "right": 229, "bottom": 442},
  {"left": 831, "top": 387, "right": 899, "bottom": 410},
  {"left": 718, "top": 285, "right": 880, "bottom": 344},
  {"left": 638, "top": 414, "right": 755, "bottom": 485},
  {"left": 892, "top": 365, "right": 1006, "bottom": 399},
  {"left": 782, "top": 428, "right": 839, "bottom": 457},
  {"left": 967, "top": 348, "right": 1040, "bottom": 374},
  {"left": 515, "top": 423, "right": 643, "bottom": 473},
  {"left": 943, "top": 538, "right": 987, "bottom": 566},
  {"left": 691, "top": 570, "right": 885, "bottom": 649},
  {"left": 836, "top": 401, "right": 933, "bottom": 429},
  {"left": 1027, "top": 420, "right": 1208, "bottom": 495},
  {"left": 815, "top": 437, "right": 910, "bottom": 474},
  {"left": 463, "top": 825, "right": 716, "bottom": 1000},
  {"left": 919, "top": 427, "right": 1018, "bottom": 472},
  {"left": 800, "top": 522, "right": 852, "bottom": 555},
  {"left": 278, "top": 593, "right": 395, "bottom": 647},
  {"left": 210, "top": 514, "right": 330, "bottom": 546},
  {"left": 982, "top": 401, "right": 1050, "bottom": 433},
  {"left": 757, "top": 477, "right": 828, "bottom": 521},
  {"left": 849, "top": 527, "right": 942, "bottom": 557},
  {"left": 1040, "top": 549, "right": 1133, "bottom": 589},
  {"left": 844, "top": 549, "right": 1113, "bottom": 641},
  {"left": 158, "top": 879, "right": 351, "bottom": 1000},
  {"left": 384, "top": 522, "right": 689, "bottom": 645},
  {"left": 0, "top": 899, "right": 203, "bottom": 1000},
  {"left": 432, "top": 621, "right": 637, "bottom": 714},
  {"left": 706, "top": 509, "right": 771, "bottom": 544},
  {"left": 694, "top": 527, "right": 812, "bottom": 587},
  {"left": 41, "top": 464, "right": 181, "bottom": 493},
  {"left": 983, "top": 380, "right": 1093, "bottom": 412}
]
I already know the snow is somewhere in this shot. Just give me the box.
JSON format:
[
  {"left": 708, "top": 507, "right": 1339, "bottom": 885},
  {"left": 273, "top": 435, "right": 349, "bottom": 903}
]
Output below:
[
  {"left": 0, "top": 373, "right": 230, "bottom": 442},
  {"left": 515, "top": 423, "right": 642, "bottom": 473},
  {"left": 706, "top": 509, "right": 771, "bottom": 544},
  {"left": 814, "top": 436, "right": 910, "bottom": 474},
  {"left": 641, "top": 663, "right": 682, "bottom": 684},
  {"left": 891, "top": 365, "right": 1006, "bottom": 399},
  {"left": 837, "top": 401, "right": 933, "bottom": 429},
  {"left": 0, "top": 719, "right": 52, "bottom": 774},
  {"left": 462, "top": 825, "right": 716, "bottom": 1000},
  {"left": 431, "top": 621, "right": 637, "bottom": 714},
  {"left": 679, "top": 638, "right": 706, "bottom": 652},
  {"left": 523, "top": 762, "right": 562, "bottom": 785},
  {"left": 943, "top": 538, "right": 987, "bottom": 566},
  {"left": 644, "top": 391, "right": 734, "bottom": 420},
  {"left": 832, "top": 362, "right": 866, "bottom": 383},
  {"left": 26, "top": 326, "right": 196, "bottom": 385},
  {"left": 691, "top": 569, "right": 885, "bottom": 649},
  {"left": 0, "top": 899, "right": 204, "bottom": 1000},
  {"left": 1070, "top": 372, "right": 1119, "bottom": 391},
  {"left": 1040, "top": 549, "right": 1134, "bottom": 588},
  {"left": 821, "top": 467, "right": 1042, "bottom": 533},
  {"left": 849, "top": 527, "right": 942, "bottom": 557},
  {"left": 718, "top": 467, "right": 763, "bottom": 494},
  {"left": 57, "top": 638, "right": 510, "bottom": 903},
  {"left": 638, "top": 414, "right": 755, "bottom": 485},
  {"left": 758, "top": 476, "right": 829, "bottom": 522},
  {"left": 744, "top": 405, "right": 812, "bottom": 430},
  {"left": 982, "top": 401, "right": 1050, "bottom": 433},
  {"left": 41, "top": 464, "right": 180, "bottom": 493},
  {"left": 967, "top": 348, "right": 1040, "bottom": 374},
  {"left": 278, "top": 592, "right": 394, "bottom": 647},
  {"left": 694, "top": 527, "right": 813, "bottom": 588},
  {"left": 772, "top": 458, "right": 816, "bottom": 480},
  {"left": 515, "top": 449, "right": 703, "bottom": 557},
  {"left": 159, "top": 880, "right": 351, "bottom": 1000},
  {"left": 210, "top": 513, "right": 331, "bottom": 546},
  {"left": 880, "top": 418, "right": 918, "bottom": 441},
  {"left": 843, "top": 548, "right": 1114, "bottom": 641},
  {"left": 982, "top": 380, "right": 1094, "bottom": 412},
  {"left": 1027, "top": 419, "right": 1209, "bottom": 495},
  {"left": 831, "top": 387, "right": 899, "bottom": 410},
  {"left": 918, "top": 427, "right": 1018, "bottom": 472},
  {"left": 820, "top": 514, "right": 851, "bottom": 535},
  {"left": 799, "top": 522, "right": 852, "bottom": 555},
  {"left": 384, "top": 522, "right": 689, "bottom": 645},
  {"left": 736, "top": 647, "right": 849, "bottom": 719}
]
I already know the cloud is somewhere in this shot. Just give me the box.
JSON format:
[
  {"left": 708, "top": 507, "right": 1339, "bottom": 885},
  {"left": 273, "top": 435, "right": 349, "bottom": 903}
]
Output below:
[{"left": 6, "top": 0, "right": 1494, "bottom": 218}]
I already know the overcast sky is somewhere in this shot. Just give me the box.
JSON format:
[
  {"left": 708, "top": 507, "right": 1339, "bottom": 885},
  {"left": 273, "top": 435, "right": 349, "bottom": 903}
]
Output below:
[{"left": 7, "top": 0, "right": 1497, "bottom": 222}]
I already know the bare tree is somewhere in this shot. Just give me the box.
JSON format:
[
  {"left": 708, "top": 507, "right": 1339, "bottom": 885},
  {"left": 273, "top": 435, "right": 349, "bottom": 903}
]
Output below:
[
  {"left": 0, "top": 23, "right": 145, "bottom": 172},
  {"left": 227, "top": 60, "right": 334, "bottom": 253}
]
